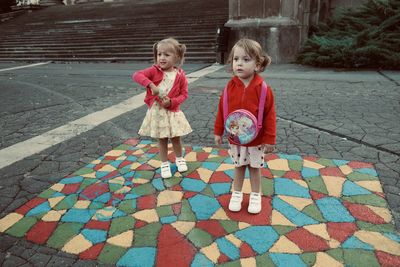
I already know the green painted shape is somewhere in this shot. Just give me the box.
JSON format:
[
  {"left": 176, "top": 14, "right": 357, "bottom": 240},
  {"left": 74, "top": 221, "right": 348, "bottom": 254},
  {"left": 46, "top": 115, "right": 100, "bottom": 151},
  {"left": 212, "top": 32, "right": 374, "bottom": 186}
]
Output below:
[
  {"left": 109, "top": 216, "right": 136, "bottom": 236},
  {"left": 78, "top": 178, "right": 97, "bottom": 191},
  {"left": 47, "top": 222, "right": 84, "bottom": 249},
  {"left": 138, "top": 156, "right": 152, "bottom": 164},
  {"left": 109, "top": 183, "right": 123, "bottom": 192},
  {"left": 38, "top": 188, "right": 57, "bottom": 199},
  {"left": 133, "top": 223, "right": 162, "bottom": 247},
  {"left": 201, "top": 185, "right": 215, "bottom": 197},
  {"left": 156, "top": 205, "right": 174, "bottom": 217},
  {"left": 187, "top": 228, "right": 213, "bottom": 248},
  {"left": 73, "top": 167, "right": 94, "bottom": 176},
  {"left": 302, "top": 204, "right": 326, "bottom": 222},
  {"left": 54, "top": 194, "right": 78, "bottom": 210},
  {"left": 134, "top": 170, "right": 154, "bottom": 180},
  {"left": 89, "top": 201, "right": 105, "bottom": 210},
  {"left": 343, "top": 249, "right": 380, "bottom": 267},
  {"left": 347, "top": 172, "right": 378, "bottom": 181},
  {"left": 272, "top": 225, "right": 296, "bottom": 236},
  {"left": 118, "top": 199, "right": 137, "bottom": 214},
  {"left": 288, "top": 160, "right": 303, "bottom": 171},
  {"left": 304, "top": 176, "right": 328, "bottom": 194},
  {"left": 114, "top": 144, "right": 131, "bottom": 150},
  {"left": 218, "top": 260, "right": 241, "bottom": 267},
  {"left": 219, "top": 220, "right": 239, "bottom": 234},
  {"left": 342, "top": 195, "right": 387, "bottom": 207},
  {"left": 163, "top": 176, "right": 182, "bottom": 188},
  {"left": 261, "top": 178, "right": 274, "bottom": 196},
  {"left": 255, "top": 253, "right": 276, "bottom": 266},
  {"left": 205, "top": 156, "right": 226, "bottom": 163},
  {"left": 6, "top": 216, "right": 37, "bottom": 237},
  {"left": 316, "top": 158, "right": 336, "bottom": 167},
  {"left": 301, "top": 252, "right": 316, "bottom": 266},
  {"left": 97, "top": 243, "right": 127, "bottom": 265},
  {"left": 131, "top": 183, "right": 156, "bottom": 197},
  {"left": 326, "top": 248, "right": 345, "bottom": 263},
  {"left": 186, "top": 161, "right": 202, "bottom": 173},
  {"left": 270, "top": 170, "right": 286, "bottom": 178},
  {"left": 178, "top": 199, "right": 196, "bottom": 221},
  {"left": 357, "top": 221, "right": 396, "bottom": 233}
]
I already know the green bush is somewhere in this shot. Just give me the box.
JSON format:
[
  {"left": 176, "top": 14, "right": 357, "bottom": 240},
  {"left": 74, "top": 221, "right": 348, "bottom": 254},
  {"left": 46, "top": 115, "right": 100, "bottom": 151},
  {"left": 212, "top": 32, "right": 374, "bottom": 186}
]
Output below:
[{"left": 297, "top": 0, "right": 400, "bottom": 69}]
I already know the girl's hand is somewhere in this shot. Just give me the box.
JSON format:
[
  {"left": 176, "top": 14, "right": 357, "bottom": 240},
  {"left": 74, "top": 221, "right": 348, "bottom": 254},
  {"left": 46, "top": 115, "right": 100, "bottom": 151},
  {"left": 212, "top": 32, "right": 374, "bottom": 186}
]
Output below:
[
  {"left": 214, "top": 135, "right": 222, "bottom": 146},
  {"left": 161, "top": 96, "right": 171, "bottom": 108},
  {"left": 263, "top": 144, "right": 275, "bottom": 154},
  {"left": 149, "top": 83, "right": 159, "bottom": 95}
]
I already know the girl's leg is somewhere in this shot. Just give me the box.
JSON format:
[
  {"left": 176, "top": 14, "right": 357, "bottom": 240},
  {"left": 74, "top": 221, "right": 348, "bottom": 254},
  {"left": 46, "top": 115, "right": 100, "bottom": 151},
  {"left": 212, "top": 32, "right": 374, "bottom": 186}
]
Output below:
[
  {"left": 229, "top": 166, "right": 246, "bottom": 212},
  {"left": 158, "top": 138, "right": 171, "bottom": 178},
  {"left": 171, "top": 136, "right": 187, "bottom": 172},
  {"left": 248, "top": 166, "right": 262, "bottom": 214}
]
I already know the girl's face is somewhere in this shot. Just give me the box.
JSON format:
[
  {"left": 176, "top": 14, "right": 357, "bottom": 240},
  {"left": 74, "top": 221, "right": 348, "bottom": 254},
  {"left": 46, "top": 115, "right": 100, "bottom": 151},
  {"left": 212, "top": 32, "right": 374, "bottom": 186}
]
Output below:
[
  {"left": 232, "top": 46, "right": 259, "bottom": 85},
  {"left": 157, "top": 44, "right": 176, "bottom": 72}
]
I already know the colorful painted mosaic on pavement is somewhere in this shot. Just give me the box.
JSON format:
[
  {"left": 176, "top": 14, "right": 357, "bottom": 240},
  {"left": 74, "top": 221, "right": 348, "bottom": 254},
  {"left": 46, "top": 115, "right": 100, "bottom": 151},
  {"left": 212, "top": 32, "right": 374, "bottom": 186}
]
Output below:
[{"left": 1, "top": 139, "right": 400, "bottom": 266}]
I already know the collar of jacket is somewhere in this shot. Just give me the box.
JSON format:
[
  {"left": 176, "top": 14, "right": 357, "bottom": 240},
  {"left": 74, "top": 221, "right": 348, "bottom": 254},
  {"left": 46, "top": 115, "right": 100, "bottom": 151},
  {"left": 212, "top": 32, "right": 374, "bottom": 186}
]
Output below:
[
  {"left": 232, "top": 73, "right": 263, "bottom": 88},
  {"left": 153, "top": 64, "right": 184, "bottom": 75}
]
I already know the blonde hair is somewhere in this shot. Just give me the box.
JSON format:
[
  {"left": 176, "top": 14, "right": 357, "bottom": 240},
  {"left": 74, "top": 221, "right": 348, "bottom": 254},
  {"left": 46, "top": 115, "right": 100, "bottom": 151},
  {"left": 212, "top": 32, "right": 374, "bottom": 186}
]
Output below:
[
  {"left": 227, "top": 38, "right": 271, "bottom": 72},
  {"left": 153, "top": 38, "right": 186, "bottom": 66}
]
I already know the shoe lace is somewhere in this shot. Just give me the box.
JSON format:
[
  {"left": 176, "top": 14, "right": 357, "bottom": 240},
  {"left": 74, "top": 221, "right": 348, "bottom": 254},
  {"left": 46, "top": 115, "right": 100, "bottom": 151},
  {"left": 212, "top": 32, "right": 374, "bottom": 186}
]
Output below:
[{"left": 249, "top": 193, "right": 260, "bottom": 204}]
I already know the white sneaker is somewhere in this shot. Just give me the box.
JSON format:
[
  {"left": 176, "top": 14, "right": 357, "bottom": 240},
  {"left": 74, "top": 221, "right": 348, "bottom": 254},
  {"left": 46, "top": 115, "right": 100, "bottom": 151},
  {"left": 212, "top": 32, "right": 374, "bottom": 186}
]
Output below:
[
  {"left": 228, "top": 191, "right": 243, "bottom": 212},
  {"left": 160, "top": 162, "right": 172, "bottom": 179},
  {"left": 248, "top": 192, "right": 262, "bottom": 214},
  {"left": 176, "top": 157, "right": 188, "bottom": 172}
]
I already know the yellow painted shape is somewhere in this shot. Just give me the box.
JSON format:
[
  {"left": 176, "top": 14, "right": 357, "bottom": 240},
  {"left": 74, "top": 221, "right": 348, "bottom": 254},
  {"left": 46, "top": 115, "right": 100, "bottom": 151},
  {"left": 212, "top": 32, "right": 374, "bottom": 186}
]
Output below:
[
  {"left": 292, "top": 179, "right": 309, "bottom": 188},
  {"left": 303, "top": 160, "right": 325, "bottom": 169},
  {"left": 355, "top": 181, "right": 383, "bottom": 193},
  {"left": 203, "top": 147, "right": 212, "bottom": 153},
  {"left": 133, "top": 178, "right": 150, "bottom": 184},
  {"left": 322, "top": 176, "right": 346, "bottom": 197},
  {"left": 313, "top": 252, "right": 344, "bottom": 267},
  {"left": 147, "top": 159, "right": 162, "bottom": 168},
  {"left": 98, "top": 164, "right": 116, "bottom": 172},
  {"left": 269, "top": 235, "right": 302, "bottom": 253},
  {"left": 0, "top": 213, "right": 23, "bottom": 232},
  {"left": 241, "top": 257, "right": 257, "bottom": 266},
  {"left": 239, "top": 222, "right": 251, "bottom": 230},
  {"left": 197, "top": 168, "right": 214, "bottom": 183},
  {"left": 339, "top": 165, "right": 353, "bottom": 175},
  {"left": 271, "top": 210, "right": 296, "bottom": 226},
  {"left": 200, "top": 243, "right": 220, "bottom": 264},
  {"left": 82, "top": 172, "right": 96, "bottom": 178},
  {"left": 157, "top": 190, "right": 183, "bottom": 206},
  {"left": 107, "top": 230, "right": 134, "bottom": 248},
  {"left": 279, "top": 196, "right": 313, "bottom": 211},
  {"left": 62, "top": 234, "right": 92, "bottom": 254},
  {"left": 116, "top": 155, "right": 127, "bottom": 161},
  {"left": 109, "top": 176, "right": 125, "bottom": 185},
  {"left": 304, "top": 224, "right": 331, "bottom": 241},
  {"left": 42, "top": 210, "right": 66, "bottom": 222},
  {"left": 130, "top": 162, "right": 141, "bottom": 169},
  {"left": 210, "top": 208, "right": 230, "bottom": 220},
  {"left": 216, "top": 163, "right": 234, "bottom": 172},
  {"left": 267, "top": 159, "right": 290, "bottom": 171},
  {"left": 328, "top": 239, "right": 341, "bottom": 249},
  {"left": 171, "top": 221, "right": 195, "bottom": 235},
  {"left": 366, "top": 205, "right": 392, "bottom": 223},
  {"left": 74, "top": 200, "right": 91, "bottom": 209},
  {"left": 133, "top": 209, "right": 159, "bottom": 223},
  {"left": 225, "top": 233, "right": 242, "bottom": 247},
  {"left": 132, "top": 149, "right": 144, "bottom": 155},
  {"left": 91, "top": 159, "right": 102, "bottom": 165},
  {"left": 355, "top": 230, "right": 400, "bottom": 256},
  {"left": 50, "top": 183, "right": 64, "bottom": 192},
  {"left": 115, "top": 186, "right": 131, "bottom": 194},
  {"left": 48, "top": 196, "right": 65, "bottom": 208},
  {"left": 105, "top": 149, "right": 125, "bottom": 157},
  {"left": 185, "top": 151, "right": 197, "bottom": 162},
  {"left": 93, "top": 207, "right": 115, "bottom": 221}
]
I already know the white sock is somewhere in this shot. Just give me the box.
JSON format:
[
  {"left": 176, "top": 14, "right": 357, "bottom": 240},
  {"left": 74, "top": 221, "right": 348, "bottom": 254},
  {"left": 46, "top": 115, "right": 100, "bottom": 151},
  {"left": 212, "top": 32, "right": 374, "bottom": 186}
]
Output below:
[{"left": 176, "top": 157, "right": 184, "bottom": 161}]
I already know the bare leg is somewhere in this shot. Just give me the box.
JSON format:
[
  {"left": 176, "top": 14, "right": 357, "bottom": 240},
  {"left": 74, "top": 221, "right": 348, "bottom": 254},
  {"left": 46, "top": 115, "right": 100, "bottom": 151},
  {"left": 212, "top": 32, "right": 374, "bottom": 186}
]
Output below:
[
  {"left": 233, "top": 166, "right": 246, "bottom": 192},
  {"left": 249, "top": 167, "right": 261, "bottom": 193},
  {"left": 158, "top": 138, "right": 169, "bottom": 162},
  {"left": 171, "top": 136, "right": 183, "bottom": 157}
]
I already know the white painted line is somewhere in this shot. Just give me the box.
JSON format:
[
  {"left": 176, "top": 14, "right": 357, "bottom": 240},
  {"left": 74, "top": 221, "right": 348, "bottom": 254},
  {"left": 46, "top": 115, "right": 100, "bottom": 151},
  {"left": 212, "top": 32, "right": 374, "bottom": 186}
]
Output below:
[
  {"left": 0, "top": 63, "right": 224, "bottom": 170},
  {"left": 0, "top": 61, "right": 52, "bottom": 72}
]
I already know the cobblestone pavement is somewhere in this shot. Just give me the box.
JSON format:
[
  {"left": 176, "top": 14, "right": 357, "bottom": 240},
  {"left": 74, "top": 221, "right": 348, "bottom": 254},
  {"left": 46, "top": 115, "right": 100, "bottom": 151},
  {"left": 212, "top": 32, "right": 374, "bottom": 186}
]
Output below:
[{"left": 0, "top": 62, "right": 399, "bottom": 266}]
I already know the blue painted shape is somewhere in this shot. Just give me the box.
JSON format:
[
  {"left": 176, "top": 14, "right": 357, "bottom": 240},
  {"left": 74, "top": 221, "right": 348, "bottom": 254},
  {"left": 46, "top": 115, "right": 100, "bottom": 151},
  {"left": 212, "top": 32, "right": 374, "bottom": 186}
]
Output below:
[
  {"left": 278, "top": 154, "right": 302, "bottom": 160},
  {"left": 201, "top": 162, "right": 220, "bottom": 171},
  {"left": 124, "top": 193, "right": 140, "bottom": 200},
  {"left": 333, "top": 159, "right": 349, "bottom": 166},
  {"left": 342, "top": 236, "right": 374, "bottom": 250},
  {"left": 384, "top": 232, "right": 400, "bottom": 243},
  {"left": 223, "top": 157, "right": 233, "bottom": 164},
  {"left": 272, "top": 197, "right": 319, "bottom": 226},
  {"left": 301, "top": 167, "right": 320, "bottom": 178},
  {"left": 81, "top": 229, "right": 107, "bottom": 244},
  {"left": 59, "top": 176, "right": 83, "bottom": 184},
  {"left": 216, "top": 237, "right": 240, "bottom": 260},
  {"left": 94, "top": 192, "right": 111, "bottom": 203},
  {"left": 316, "top": 197, "right": 355, "bottom": 222},
  {"left": 95, "top": 171, "right": 109, "bottom": 179},
  {"left": 342, "top": 180, "right": 372, "bottom": 196},
  {"left": 224, "top": 169, "right": 234, "bottom": 179},
  {"left": 210, "top": 183, "right": 231, "bottom": 196},
  {"left": 356, "top": 168, "right": 378, "bottom": 177},
  {"left": 270, "top": 253, "right": 307, "bottom": 267},
  {"left": 274, "top": 178, "right": 311, "bottom": 198},
  {"left": 160, "top": 216, "right": 177, "bottom": 224},
  {"left": 181, "top": 178, "right": 206, "bottom": 192},
  {"left": 191, "top": 253, "right": 214, "bottom": 267},
  {"left": 110, "top": 160, "right": 123, "bottom": 168},
  {"left": 26, "top": 202, "right": 51, "bottom": 217},
  {"left": 117, "top": 247, "right": 156, "bottom": 267},
  {"left": 152, "top": 178, "right": 165, "bottom": 191},
  {"left": 123, "top": 171, "right": 135, "bottom": 179},
  {"left": 61, "top": 209, "right": 95, "bottom": 223},
  {"left": 141, "top": 140, "right": 153, "bottom": 145},
  {"left": 235, "top": 226, "right": 278, "bottom": 254},
  {"left": 126, "top": 156, "right": 138, "bottom": 162},
  {"left": 188, "top": 194, "right": 220, "bottom": 220},
  {"left": 112, "top": 209, "right": 126, "bottom": 218}
]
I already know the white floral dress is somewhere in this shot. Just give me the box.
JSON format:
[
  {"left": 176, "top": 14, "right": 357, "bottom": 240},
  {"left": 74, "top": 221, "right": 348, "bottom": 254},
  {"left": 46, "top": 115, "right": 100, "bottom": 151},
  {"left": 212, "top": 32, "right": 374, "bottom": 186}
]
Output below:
[{"left": 138, "top": 70, "right": 192, "bottom": 138}]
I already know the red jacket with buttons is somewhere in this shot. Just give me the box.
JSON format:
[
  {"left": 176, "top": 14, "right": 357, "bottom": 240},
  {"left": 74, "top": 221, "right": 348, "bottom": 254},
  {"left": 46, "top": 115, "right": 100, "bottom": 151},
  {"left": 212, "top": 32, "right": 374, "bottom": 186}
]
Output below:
[
  {"left": 214, "top": 74, "right": 276, "bottom": 146},
  {"left": 132, "top": 64, "right": 188, "bottom": 112}
]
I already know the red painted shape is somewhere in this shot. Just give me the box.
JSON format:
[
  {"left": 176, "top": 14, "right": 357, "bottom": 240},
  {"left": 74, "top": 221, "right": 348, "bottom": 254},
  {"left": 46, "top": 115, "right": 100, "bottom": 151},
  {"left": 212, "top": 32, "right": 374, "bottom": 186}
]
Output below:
[
  {"left": 197, "top": 152, "right": 210, "bottom": 162},
  {"left": 124, "top": 138, "right": 139, "bottom": 146},
  {"left": 186, "top": 170, "right": 201, "bottom": 180},
  {"left": 171, "top": 185, "right": 183, "bottom": 191},
  {"left": 320, "top": 167, "right": 345, "bottom": 177},
  {"left": 61, "top": 183, "right": 81, "bottom": 194},
  {"left": 309, "top": 190, "right": 327, "bottom": 200},
  {"left": 219, "top": 149, "right": 229, "bottom": 157},
  {"left": 240, "top": 242, "right": 256, "bottom": 258},
  {"left": 196, "top": 221, "right": 227, "bottom": 238},
  {"left": 119, "top": 160, "right": 132, "bottom": 168},
  {"left": 217, "top": 253, "right": 231, "bottom": 264},
  {"left": 261, "top": 168, "right": 273, "bottom": 179},
  {"left": 326, "top": 222, "right": 358, "bottom": 242},
  {"left": 265, "top": 154, "right": 279, "bottom": 161},
  {"left": 376, "top": 250, "right": 400, "bottom": 267},
  {"left": 137, "top": 164, "right": 154, "bottom": 171},
  {"left": 209, "top": 172, "right": 232, "bottom": 183},
  {"left": 156, "top": 225, "right": 196, "bottom": 267},
  {"left": 137, "top": 194, "right": 157, "bottom": 210},
  {"left": 286, "top": 228, "right": 330, "bottom": 252},
  {"left": 218, "top": 195, "right": 271, "bottom": 226},
  {"left": 147, "top": 147, "right": 159, "bottom": 154},
  {"left": 104, "top": 156, "right": 118, "bottom": 161},
  {"left": 80, "top": 243, "right": 105, "bottom": 260},
  {"left": 348, "top": 161, "right": 373, "bottom": 169},
  {"left": 26, "top": 221, "right": 58, "bottom": 245},
  {"left": 135, "top": 220, "right": 147, "bottom": 229},
  {"left": 172, "top": 203, "right": 182, "bottom": 215},
  {"left": 94, "top": 164, "right": 106, "bottom": 171},
  {"left": 101, "top": 170, "right": 120, "bottom": 180},
  {"left": 85, "top": 220, "right": 110, "bottom": 230},
  {"left": 343, "top": 202, "right": 386, "bottom": 224},
  {"left": 184, "top": 192, "right": 197, "bottom": 199},
  {"left": 81, "top": 183, "right": 109, "bottom": 200},
  {"left": 303, "top": 156, "right": 318, "bottom": 162},
  {"left": 283, "top": 171, "right": 302, "bottom": 180},
  {"left": 15, "top": 198, "right": 46, "bottom": 215}
]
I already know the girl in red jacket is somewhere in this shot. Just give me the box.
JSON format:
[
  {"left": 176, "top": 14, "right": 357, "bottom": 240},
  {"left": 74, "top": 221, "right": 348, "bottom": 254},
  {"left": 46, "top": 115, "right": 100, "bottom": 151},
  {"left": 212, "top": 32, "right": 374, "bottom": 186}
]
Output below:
[
  {"left": 133, "top": 38, "right": 192, "bottom": 178},
  {"left": 214, "top": 38, "right": 276, "bottom": 214}
]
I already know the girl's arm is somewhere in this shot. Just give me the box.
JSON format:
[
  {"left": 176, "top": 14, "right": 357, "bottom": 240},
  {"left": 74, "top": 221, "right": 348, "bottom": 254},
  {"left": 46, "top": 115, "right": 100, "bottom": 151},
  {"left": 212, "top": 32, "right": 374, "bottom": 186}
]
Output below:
[
  {"left": 169, "top": 74, "right": 189, "bottom": 109},
  {"left": 214, "top": 92, "right": 225, "bottom": 137},
  {"left": 132, "top": 66, "right": 156, "bottom": 88},
  {"left": 261, "top": 85, "right": 277, "bottom": 145}
]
